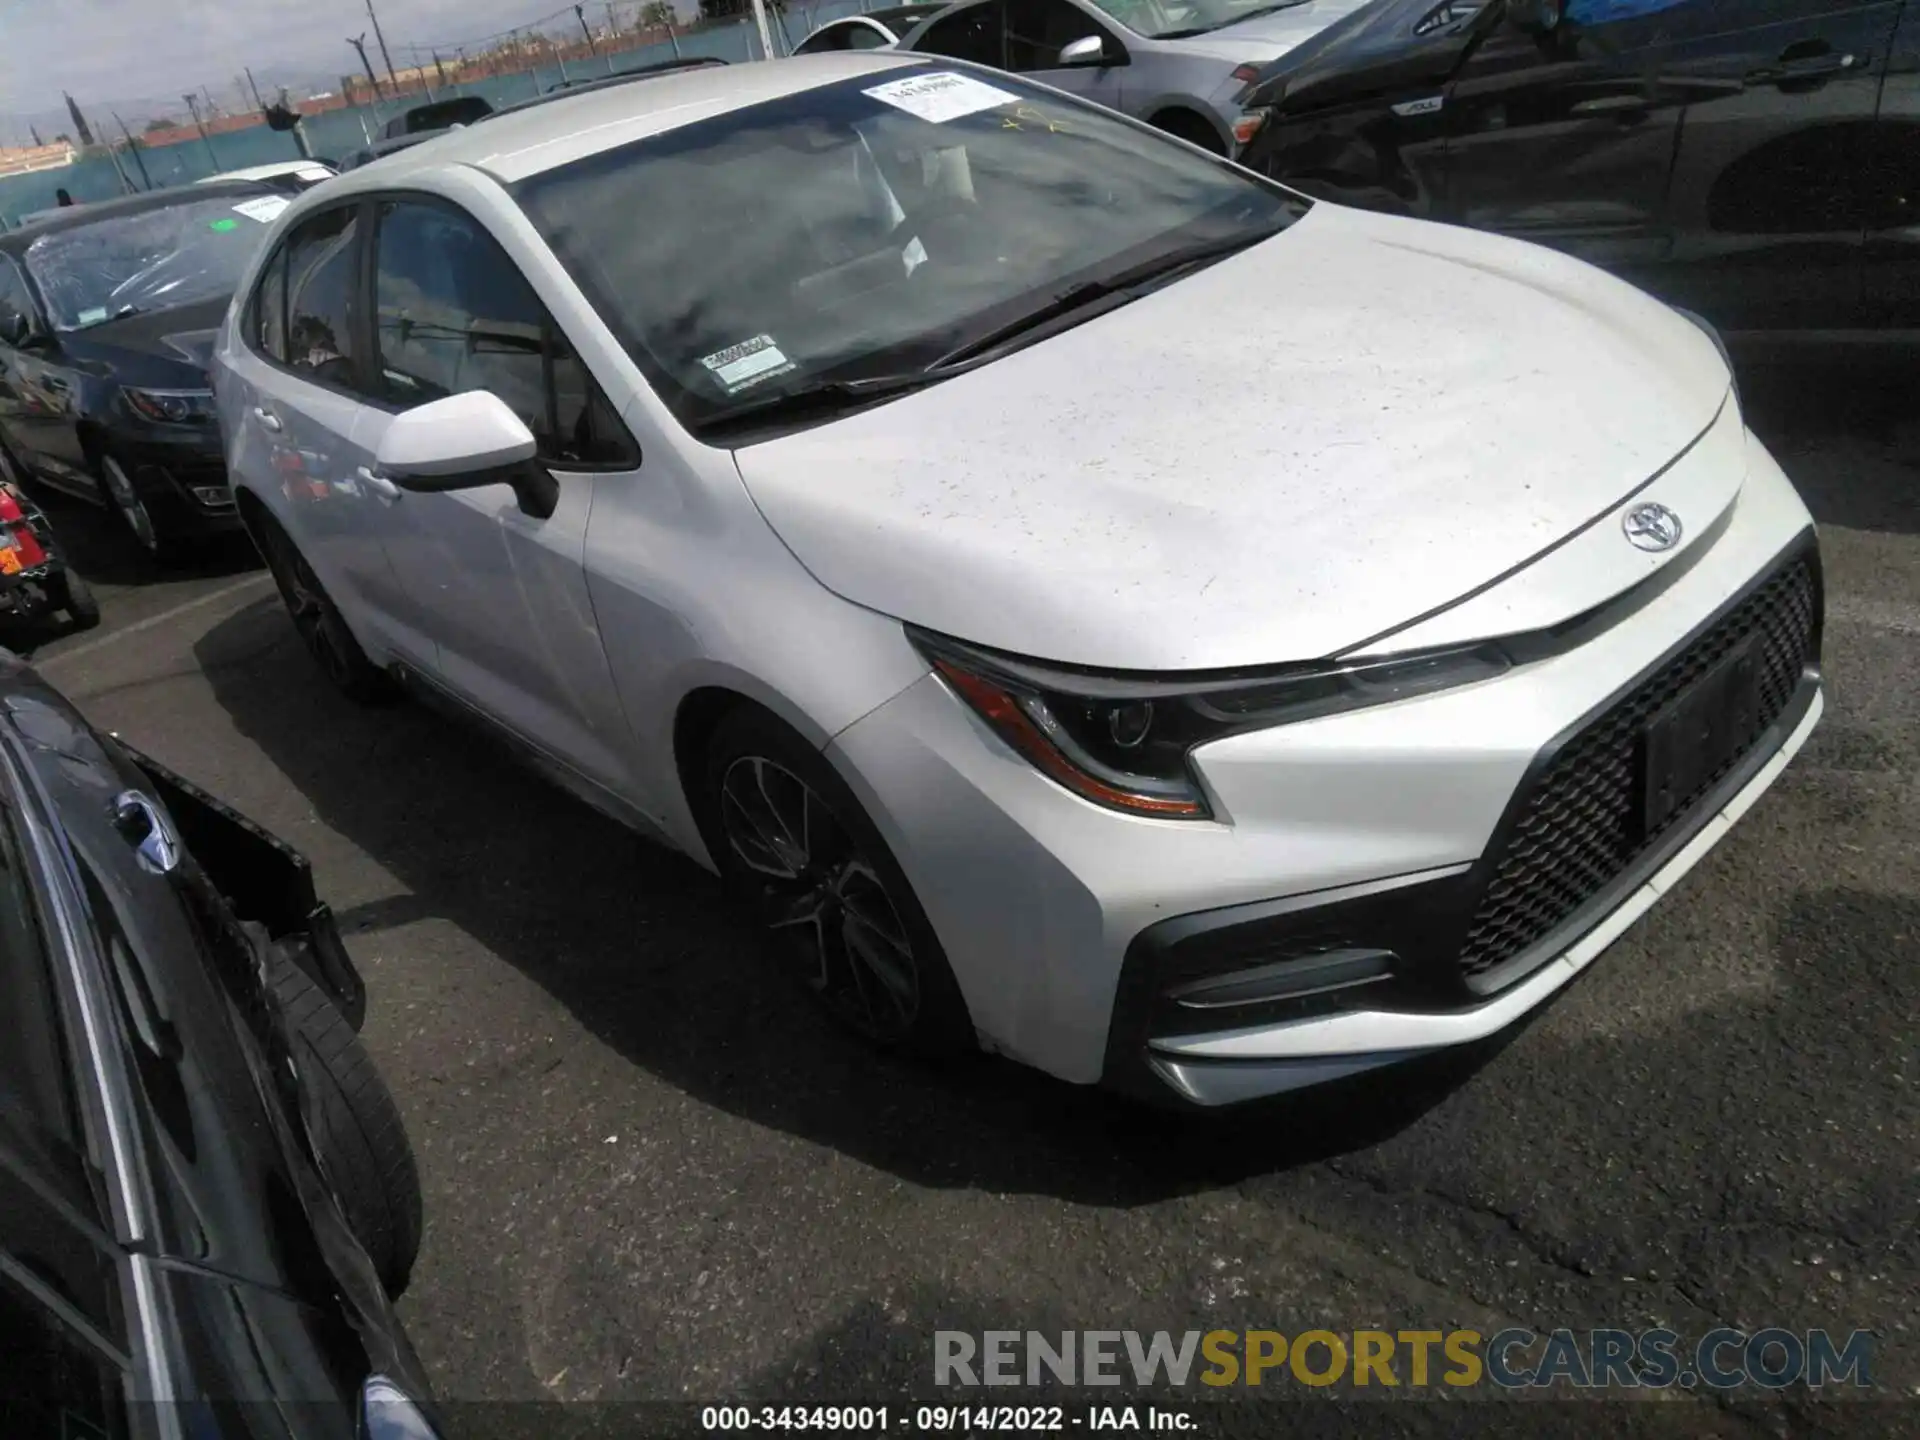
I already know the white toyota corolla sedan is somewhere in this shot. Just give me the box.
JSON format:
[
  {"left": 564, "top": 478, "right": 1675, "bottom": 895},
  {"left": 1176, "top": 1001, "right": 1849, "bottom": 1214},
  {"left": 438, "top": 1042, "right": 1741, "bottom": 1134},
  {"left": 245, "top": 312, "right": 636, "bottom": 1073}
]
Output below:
[{"left": 211, "top": 54, "right": 1823, "bottom": 1109}]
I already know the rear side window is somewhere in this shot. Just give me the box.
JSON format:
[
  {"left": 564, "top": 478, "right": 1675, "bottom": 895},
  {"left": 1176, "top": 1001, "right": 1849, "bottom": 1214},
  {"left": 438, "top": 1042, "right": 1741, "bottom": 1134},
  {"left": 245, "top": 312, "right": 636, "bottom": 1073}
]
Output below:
[
  {"left": 915, "top": 2, "right": 1004, "bottom": 64},
  {"left": 242, "top": 245, "right": 288, "bottom": 363},
  {"left": 371, "top": 198, "right": 635, "bottom": 467},
  {"left": 282, "top": 206, "right": 362, "bottom": 390}
]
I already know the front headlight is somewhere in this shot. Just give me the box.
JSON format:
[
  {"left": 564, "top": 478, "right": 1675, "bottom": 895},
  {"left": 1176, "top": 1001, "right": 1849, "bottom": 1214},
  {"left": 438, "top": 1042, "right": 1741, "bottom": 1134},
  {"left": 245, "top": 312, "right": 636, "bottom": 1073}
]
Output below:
[
  {"left": 912, "top": 628, "right": 1510, "bottom": 821},
  {"left": 122, "top": 386, "right": 216, "bottom": 426}
]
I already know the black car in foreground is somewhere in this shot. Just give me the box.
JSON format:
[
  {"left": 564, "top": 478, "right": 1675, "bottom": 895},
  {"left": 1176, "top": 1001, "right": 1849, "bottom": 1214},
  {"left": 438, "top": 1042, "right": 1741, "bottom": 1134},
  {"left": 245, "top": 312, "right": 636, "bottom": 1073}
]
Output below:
[
  {"left": 1237, "top": 0, "right": 1920, "bottom": 336},
  {"left": 0, "top": 182, "right": 284, "bottom": 562},
  {"left": 0, "top": 651, "right": 439, "bottom": 1437}
]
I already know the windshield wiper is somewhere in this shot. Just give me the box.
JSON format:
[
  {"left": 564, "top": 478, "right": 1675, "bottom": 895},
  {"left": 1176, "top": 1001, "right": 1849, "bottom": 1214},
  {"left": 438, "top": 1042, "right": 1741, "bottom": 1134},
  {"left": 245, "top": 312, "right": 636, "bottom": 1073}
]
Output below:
[
  {"left": 695, "top": 372, "right": 943, "bottom": 437},
  {"left": 926, "top": 228, "right": 1277, "bottom": 372}
]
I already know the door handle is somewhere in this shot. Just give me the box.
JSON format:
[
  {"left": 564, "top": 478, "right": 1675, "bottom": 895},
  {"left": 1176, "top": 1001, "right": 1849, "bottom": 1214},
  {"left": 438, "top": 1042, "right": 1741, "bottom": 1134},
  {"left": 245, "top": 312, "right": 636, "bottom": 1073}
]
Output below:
[
  {"left": 356, "top": 465, "right": 402, "bottom": 502},
  {"left": 1747, "top": 50, "right": 1856, "bottom": 87},
  {"left": 1571, "top": 93, "right": 1650, "bottom": 117},
  {"left": 251, "top": 405, "right": 282, "bottom": 433}
]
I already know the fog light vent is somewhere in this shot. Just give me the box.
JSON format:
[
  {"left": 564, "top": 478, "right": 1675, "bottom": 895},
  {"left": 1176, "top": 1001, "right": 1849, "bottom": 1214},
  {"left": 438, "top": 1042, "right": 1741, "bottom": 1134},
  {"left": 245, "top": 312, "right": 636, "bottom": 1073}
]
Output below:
[{"left": 1167, "top": 947, "right": 1398, "bottom": 1010}]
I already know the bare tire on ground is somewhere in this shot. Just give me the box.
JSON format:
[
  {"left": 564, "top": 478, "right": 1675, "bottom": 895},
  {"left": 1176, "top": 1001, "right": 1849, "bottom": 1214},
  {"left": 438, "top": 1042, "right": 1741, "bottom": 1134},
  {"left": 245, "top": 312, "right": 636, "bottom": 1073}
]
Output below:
[
  {"left": 54, "top": 569, "right": 99, "bottom": 628},
  {"left": 269, "top": 944, "right": 423, "bottom": 1297},
  {"left": 702, "top": 705, "right": 976, "bottom": 1058}
]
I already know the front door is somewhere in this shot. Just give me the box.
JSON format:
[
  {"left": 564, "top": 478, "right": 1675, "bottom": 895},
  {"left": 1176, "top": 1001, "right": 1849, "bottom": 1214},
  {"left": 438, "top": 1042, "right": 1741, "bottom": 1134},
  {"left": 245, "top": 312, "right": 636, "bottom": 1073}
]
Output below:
[
  {"left": 1863, "top": 0, "right": 1920, "bottom": 328},
  {"left": 355, "top": 195, "right": 642, "bottom": 802},
  {"left": 1003, "top": 0, "right": 1132, "bottom": 111},
  {"left": 1442, "top": 0, "right": 1688, "bottom": 277},
  {"left": 1640, "top": 0, "right": 1900, "bottom": 332}
]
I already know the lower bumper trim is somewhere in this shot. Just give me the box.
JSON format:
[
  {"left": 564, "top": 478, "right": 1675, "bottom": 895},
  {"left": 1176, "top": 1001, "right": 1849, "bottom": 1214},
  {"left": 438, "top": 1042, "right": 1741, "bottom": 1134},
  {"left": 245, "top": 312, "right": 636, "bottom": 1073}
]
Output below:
[{"left": 1143, "top": 683, "right": 1822, "bottom": 1104}]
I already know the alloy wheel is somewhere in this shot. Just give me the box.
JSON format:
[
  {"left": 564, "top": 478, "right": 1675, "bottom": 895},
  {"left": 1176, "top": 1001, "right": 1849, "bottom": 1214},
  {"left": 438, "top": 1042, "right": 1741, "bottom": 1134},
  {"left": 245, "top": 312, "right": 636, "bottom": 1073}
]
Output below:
[
  {"left": 262, "top": 526, "right": 354, "bottom": 690},
  {"left": 100, "top": 455, "right": 159, "bottom": 555},
  {"left": 718, "top": 754, "right": 921, "bottom": 1042}
]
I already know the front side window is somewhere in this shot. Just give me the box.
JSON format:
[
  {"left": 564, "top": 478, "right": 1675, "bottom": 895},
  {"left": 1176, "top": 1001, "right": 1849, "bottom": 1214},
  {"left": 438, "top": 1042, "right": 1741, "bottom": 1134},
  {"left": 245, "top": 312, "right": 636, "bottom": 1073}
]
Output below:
[
  {"left": 797, "top": 23, "right": 855, "bottom": 52},
  {"left": 847, "top": 22, "right": 895, "bottom": 48},
  {"left": 20, "top": 194, "right": 284, "bottom": 331},
  {"left": 514, "top": 64, "right": 1301, "bottom": 434},
  {"left": 282, "top": 205, "right": 362, "bottom": 390},
  {"left": 1005, "top": 0, "right": 1113, "bottom": 68},
  {"left": 372, "top": 200, "right": 633, "bottom": 466}
]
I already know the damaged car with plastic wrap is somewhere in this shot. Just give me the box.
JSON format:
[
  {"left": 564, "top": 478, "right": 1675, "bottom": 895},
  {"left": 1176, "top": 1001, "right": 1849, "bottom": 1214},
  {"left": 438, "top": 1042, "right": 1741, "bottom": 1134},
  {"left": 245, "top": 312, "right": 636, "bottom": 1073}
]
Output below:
[
  {"left": 0, "top": 652, "right": 441, "bottom": 1436},
  {"left": 0, "top": 181, "right": 292, "bottom": 563},
  {"left": 213, "top": 54, "right": 1822, "bottom": 1111}
]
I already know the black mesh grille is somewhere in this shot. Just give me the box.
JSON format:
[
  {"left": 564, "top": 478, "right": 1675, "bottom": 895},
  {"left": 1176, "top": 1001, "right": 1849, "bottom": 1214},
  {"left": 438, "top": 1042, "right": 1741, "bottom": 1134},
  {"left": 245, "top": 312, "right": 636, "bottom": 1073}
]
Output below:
[{"left": 1458, "top": 554, "right": 1818, "bottom": 985}]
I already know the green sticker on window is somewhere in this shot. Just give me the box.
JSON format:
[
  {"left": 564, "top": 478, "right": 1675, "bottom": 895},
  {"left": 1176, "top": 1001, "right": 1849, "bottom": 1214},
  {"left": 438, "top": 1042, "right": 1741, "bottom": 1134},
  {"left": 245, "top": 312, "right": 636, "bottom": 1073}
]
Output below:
[{"left": 209, "top": 217, "right": 239, "bottom": 232}]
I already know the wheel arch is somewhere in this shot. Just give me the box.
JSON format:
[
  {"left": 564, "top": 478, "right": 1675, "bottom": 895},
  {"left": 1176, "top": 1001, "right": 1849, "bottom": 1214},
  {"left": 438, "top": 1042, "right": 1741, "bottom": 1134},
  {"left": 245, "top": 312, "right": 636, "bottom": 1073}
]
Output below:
[
  {"left": 1145, "top": 104, "right": 1231, "bottom": 154},
  {"left": 670, "top": 676, "right": 840, "bottom": 872}
]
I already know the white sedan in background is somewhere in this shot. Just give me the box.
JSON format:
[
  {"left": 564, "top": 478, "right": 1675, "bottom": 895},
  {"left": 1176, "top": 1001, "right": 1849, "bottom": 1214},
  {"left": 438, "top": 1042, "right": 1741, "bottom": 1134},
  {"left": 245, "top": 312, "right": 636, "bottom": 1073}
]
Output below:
[{"left": 212, "top": 55, "right": 1821, "bottom": 1109}]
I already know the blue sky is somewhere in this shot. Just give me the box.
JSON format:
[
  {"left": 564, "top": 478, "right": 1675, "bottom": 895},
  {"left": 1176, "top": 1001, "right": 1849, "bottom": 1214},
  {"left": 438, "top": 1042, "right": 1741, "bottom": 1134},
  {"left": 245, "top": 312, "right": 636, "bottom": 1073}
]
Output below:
[{"left": 1, "top": 0, "right": 643, "bottom": 134}]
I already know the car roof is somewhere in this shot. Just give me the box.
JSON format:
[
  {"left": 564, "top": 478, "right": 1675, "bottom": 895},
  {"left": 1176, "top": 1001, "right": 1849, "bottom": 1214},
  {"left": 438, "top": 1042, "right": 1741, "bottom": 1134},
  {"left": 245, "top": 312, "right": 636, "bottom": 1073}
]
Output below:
[
  {"left": 1, "top": 180, "right": 274, "bottom": 251},
  {"left": 850, "top": 3, "right": 948, "bottom": 24},
  {"left": 199, "top": 161, "right": 337, "bottom": 182},
  {"left": 324, "top": 51, "right": 921, "bottom": 188}
]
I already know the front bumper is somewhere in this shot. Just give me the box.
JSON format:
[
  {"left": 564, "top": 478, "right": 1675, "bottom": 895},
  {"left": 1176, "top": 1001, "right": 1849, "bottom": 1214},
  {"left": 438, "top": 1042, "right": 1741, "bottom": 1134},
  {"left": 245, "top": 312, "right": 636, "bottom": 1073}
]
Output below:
[
  {"left": 115, "top": 434, "right": 245, "bottom": 538},
  {"left": 828, "top": 436, "right": 1822, "bottom": 1103}
]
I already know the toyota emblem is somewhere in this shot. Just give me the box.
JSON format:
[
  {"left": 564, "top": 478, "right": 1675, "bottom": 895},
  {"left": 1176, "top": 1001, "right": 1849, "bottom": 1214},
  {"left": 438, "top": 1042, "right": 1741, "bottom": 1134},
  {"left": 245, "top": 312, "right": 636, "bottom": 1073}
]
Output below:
[{"left": 1622, "top": 502, "right": 1683, "bottom": 553}]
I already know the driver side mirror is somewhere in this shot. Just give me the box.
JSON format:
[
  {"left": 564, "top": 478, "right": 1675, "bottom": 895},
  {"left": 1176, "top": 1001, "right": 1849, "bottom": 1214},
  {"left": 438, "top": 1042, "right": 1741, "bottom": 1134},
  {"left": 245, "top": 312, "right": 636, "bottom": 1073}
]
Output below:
[
  {"left": 1057, "top": 35, "right": 1114, "bottom": 67},
  {"left": 372, "top": 390, "right": 559, "bottom": 520},
  {"left": 0, "top": 302, "right": 37, "bottom": 349},
  {"left": 1506, "top": 0, "right": 1564, "bottom": 34}
]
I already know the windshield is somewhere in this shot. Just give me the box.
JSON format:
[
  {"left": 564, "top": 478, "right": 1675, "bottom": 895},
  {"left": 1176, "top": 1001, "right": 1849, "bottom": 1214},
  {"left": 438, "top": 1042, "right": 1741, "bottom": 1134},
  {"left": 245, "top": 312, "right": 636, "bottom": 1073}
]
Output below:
[
  {"left": 515, "top": 65, "right": 1301, "bottom": 433},
  {"left": 23, "top": 193, "right": 287, "bottom": 331},
  {"left": 1086, "top": 0, "right": 1306, "bottom": 39}
]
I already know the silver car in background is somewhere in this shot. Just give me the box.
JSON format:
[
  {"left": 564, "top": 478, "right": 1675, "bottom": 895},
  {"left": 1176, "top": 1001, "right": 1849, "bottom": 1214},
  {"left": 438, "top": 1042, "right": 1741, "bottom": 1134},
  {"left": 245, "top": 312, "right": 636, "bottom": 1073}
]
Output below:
[{"left": 896, "top": 0, "right": 1371, "bottom": 152}]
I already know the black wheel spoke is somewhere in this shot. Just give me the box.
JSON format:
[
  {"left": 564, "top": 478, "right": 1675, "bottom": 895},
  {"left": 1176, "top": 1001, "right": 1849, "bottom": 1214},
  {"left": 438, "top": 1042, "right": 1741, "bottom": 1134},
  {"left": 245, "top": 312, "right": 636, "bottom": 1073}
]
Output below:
[{"left": 716, "top": 753, "right": 922, "bottom": 1044}]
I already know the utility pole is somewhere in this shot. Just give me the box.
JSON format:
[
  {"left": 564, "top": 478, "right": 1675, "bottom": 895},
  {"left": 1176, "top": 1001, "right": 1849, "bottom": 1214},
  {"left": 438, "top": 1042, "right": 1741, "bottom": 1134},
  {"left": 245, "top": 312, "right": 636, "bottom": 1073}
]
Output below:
[
  {"left": 432, "top": 50, "right": 450, "bottom": 90},
  {"left": 182, "top": 94, "right": 219, "bottom": 169},
  {"left": 366, "top": 0, "right": 401, "bottom": 93},
  {"left": 576, "top": 4, "right": 614, "bottom": 74},
  {"left": 111, "top": 112, "right": 153, "bottom": 188},
  {"left": 748, "top": 0, "right": 776, "bottom": 60},
  {"left": 244, "top": 67, "right": 266, "bottom": 110},
  {"left": 348, "top": 34, "right": 385, "bottom": 102}
]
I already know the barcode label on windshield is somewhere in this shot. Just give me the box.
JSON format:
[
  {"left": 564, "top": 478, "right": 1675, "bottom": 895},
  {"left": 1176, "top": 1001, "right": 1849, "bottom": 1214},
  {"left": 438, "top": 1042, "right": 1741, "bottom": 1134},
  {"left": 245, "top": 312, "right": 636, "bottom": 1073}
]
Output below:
[
  {"left": 699, "top": 334, "right": 795, "bottom": 394},
  {"left": 864, "top": 72, "right": 1019, "bottom": 125}
]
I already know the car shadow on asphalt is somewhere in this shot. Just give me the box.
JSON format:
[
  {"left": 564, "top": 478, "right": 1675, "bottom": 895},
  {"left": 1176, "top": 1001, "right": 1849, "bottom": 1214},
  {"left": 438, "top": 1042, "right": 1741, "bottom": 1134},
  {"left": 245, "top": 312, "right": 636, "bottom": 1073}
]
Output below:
[
  {"left": 192, "top": 597, "right": 1518, "bottom": 1203},
  {"left": 32, "top": 488, "right": 261, "bottom": 590}
]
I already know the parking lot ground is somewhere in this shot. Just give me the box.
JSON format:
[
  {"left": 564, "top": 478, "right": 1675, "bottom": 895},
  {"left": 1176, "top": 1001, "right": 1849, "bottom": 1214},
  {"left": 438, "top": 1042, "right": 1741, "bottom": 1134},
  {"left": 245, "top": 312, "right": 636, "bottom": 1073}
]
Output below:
[{"left": 16, "top": 354, "right": 1920, "bottom": 1434}]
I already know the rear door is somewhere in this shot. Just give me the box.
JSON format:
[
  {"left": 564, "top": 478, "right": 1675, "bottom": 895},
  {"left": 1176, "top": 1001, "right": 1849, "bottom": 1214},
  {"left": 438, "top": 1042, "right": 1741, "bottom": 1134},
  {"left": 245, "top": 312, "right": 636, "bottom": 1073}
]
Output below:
[
  {"left": 224, "top": 201, "right": 419, "bottom": 666},
  {"left": 355, "top": 194, "right": 643, "bottom": 800},
  {"left": 1441, "top": 1, "right": 1687, "bottom": 276},
  {"left": 1863, "top": 0, "right": 1920, "bottom": 326},
  {"left": 1641, "top": 0, "right": 1900, "bottom": 331}
]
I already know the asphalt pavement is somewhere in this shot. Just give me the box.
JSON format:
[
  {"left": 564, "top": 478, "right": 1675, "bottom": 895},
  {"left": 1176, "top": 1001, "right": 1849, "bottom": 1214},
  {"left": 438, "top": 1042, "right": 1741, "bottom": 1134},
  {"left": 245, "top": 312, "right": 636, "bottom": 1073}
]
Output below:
[{"left": 18, "top": 352, "right": 1920, "bottom": 1436}]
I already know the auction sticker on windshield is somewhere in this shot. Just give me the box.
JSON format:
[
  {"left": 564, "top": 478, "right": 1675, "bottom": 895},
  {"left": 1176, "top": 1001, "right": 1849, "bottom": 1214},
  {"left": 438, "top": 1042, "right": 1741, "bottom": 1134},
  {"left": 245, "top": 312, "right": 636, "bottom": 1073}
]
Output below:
[
  {"left": 700, "top": 335, "right": 796, "bottom": 394},
  {"left": 864, "top": 71, "right": 1019, "bottom": 124},
  {"left": 232, "top": 195, "right": 292, "bottom": 224}
]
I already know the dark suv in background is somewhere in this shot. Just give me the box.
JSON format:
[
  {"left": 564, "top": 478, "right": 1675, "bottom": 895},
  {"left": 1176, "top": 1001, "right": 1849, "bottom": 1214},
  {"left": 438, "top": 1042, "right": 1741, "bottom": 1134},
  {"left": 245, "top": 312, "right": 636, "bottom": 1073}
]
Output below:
[
  {"left": 1236, "top": 0, "right": 1920, "bottom": 336},
  {"left": 0, "top": 652, "right": 440, "bottom": 1437}
]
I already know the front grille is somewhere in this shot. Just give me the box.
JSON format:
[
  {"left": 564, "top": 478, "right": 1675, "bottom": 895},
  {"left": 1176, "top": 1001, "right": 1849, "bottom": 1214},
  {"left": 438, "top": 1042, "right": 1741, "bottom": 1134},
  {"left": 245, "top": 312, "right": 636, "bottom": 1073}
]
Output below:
[{"left": 1458, "top": 554, "right": 1818, "bottom": 986}]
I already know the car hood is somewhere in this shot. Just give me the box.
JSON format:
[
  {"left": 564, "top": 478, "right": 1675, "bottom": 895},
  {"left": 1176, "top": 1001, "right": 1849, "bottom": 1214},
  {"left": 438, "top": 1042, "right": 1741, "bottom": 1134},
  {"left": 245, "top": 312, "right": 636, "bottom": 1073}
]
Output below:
[
  {"left": 1166, "top": 0, "right": 1378, "bottom": 60},
  {"left": 732, "top": 202, "right": 1734, "bottom": 672},
  {"left": 59, "top": 295, "right": 226, "bottom": 387}
]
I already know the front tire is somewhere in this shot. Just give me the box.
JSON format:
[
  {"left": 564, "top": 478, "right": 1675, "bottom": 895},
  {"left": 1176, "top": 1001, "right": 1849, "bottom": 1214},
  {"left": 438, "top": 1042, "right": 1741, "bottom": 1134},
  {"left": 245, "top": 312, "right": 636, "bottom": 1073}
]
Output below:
[
  {"left": 97, "top": 453, "right": 166, "bottom": 562},
  {"left": 269, "top": 946, "right": 423, "bottom": 1297},
  {"left": 1151, "top": 110, "right": 1228, "bottom": 156},
  {"left": 703, "top": 707, "right": 974, "bottom": 1057},
  {"left": 54, "top": 568, "right": 99, "bottom": 628},
  {"left": 252, "top": 512, "right": 394, "bottom": 704}
]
